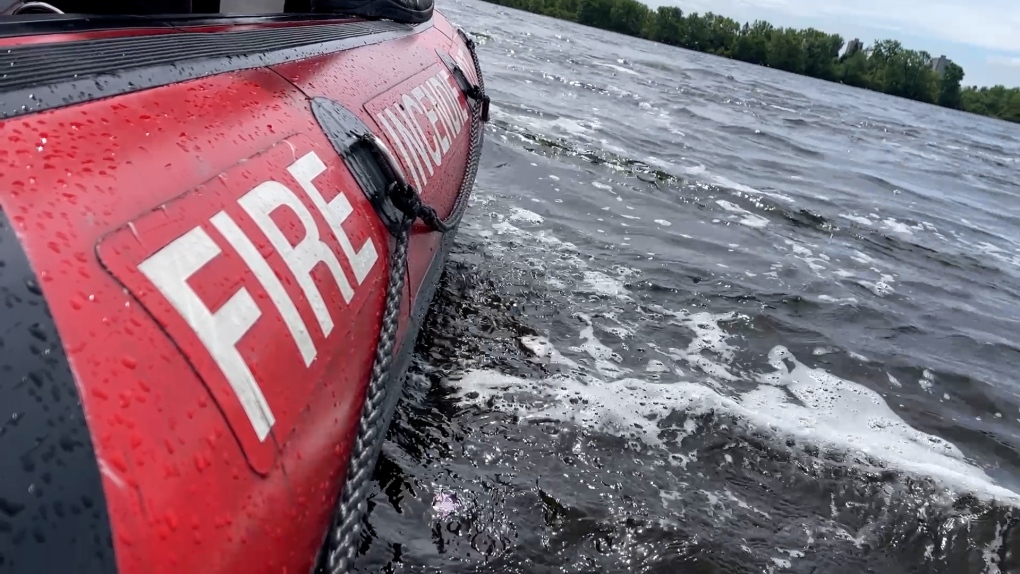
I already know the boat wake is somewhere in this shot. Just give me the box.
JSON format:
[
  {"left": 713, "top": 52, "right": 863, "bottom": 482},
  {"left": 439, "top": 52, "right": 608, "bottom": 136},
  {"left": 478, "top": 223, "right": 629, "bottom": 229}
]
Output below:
[{"left": 355, "top": 210, "right": 1020, "bottom": 574}]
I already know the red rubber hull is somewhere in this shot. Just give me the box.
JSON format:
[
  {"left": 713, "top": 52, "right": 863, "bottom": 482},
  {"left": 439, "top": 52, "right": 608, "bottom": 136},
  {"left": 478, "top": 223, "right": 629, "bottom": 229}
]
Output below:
[{"left": 0, "top": 12, "right": 480, "bottom": 574}]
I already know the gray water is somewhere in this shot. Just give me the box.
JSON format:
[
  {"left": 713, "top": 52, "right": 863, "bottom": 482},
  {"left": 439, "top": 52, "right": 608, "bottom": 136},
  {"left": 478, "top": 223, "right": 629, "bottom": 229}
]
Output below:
[{"left": 356, "top": 2, "right": 1020, "bottom": 572}]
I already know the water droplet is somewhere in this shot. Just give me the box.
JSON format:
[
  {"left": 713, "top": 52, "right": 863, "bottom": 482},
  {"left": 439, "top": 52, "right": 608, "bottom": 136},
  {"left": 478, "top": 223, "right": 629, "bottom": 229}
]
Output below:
[{"left": 0, "top": 497, "right": 25, "bottom": 518}]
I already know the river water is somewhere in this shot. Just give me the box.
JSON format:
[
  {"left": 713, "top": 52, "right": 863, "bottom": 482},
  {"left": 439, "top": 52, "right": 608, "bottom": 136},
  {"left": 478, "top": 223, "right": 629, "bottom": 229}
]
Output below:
[{"left": 357, "top": 2, "right": 1020, "bottom": 572}]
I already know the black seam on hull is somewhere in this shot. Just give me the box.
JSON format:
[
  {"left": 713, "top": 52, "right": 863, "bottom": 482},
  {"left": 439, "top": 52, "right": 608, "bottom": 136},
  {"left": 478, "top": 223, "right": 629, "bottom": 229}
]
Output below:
[
  {"left": 0, "top": 209, "right": 117, "bottom": 573},
  {"left": 0, "top": 13, "right": 360, "bottom": 39},
  {"left": 0, "top": 18, "right": 432, "bottom": 120},
  {"left": 391, "top": 229, "right": 456, "bottom": 406}
]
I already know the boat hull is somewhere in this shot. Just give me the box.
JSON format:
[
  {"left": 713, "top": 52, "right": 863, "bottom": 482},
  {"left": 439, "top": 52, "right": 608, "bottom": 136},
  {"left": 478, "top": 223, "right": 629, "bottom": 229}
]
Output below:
[{"left": 0, "top": 11, "right": 482, "bottom": 574}]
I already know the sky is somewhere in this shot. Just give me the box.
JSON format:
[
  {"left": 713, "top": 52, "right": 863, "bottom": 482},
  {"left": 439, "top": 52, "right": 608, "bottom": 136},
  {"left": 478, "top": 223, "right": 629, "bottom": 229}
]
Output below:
[{"left": 645, "top": 0, "right": 1020, "bottom": 88}]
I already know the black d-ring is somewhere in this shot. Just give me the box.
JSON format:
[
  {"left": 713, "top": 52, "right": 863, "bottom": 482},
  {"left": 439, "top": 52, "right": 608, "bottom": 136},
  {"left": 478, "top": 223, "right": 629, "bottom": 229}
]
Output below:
[
  {"left": 438, "top": 50, "right": 490, "bottom": 122},
  {"left": 310, "top": 97, "right": 410, "bottom": 236}
]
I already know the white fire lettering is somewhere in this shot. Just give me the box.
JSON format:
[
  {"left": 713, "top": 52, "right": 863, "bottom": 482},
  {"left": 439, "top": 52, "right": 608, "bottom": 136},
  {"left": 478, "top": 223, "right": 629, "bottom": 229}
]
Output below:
[
  {"left": 288, "top": 152, "right": 378, "bottom": 285},
  {"left": 137, "top": 151, "right": 378, "bottom": 440},
  {"left": 375, "top": 68, "right": 470, "bottom": 191},
  {"left": 426, "top": 77, "right": 462, "bottom": 137},
  {"left": 138, "top": 226, "right": 277, "bottom": 440},
  {"left": 379, "top": 108, "right": 430, "bottom": 190},
  {"left": 402, "top": 93, "right": 442, "bottom": 168},
  {"left": 239, "top": 180, "right": 354, "bottom": 339},
  {"left": 210, "top": 209, "right": 317, "bottom": 368},
  {"left": 413, "top": 86, "right": 450, "bottom": 156}
]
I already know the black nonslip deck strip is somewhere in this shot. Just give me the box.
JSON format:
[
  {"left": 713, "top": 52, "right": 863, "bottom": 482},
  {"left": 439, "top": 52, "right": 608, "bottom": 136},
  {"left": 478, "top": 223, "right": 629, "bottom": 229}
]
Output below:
[
  {"left": 0, "top": 13, "right": 362, "bottom": 39},
  {"left": 0, "top": 18, "right": 430, "bottom": 119}
]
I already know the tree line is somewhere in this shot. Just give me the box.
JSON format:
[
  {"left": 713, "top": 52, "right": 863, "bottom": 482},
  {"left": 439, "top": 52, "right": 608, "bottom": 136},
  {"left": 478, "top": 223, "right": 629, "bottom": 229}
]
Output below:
[{"left": 481, "top": 0, "right": 1020, "bottom": 124}]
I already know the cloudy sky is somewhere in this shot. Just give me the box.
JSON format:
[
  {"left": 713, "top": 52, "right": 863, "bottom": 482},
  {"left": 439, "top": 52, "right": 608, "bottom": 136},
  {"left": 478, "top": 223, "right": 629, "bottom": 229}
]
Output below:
[{"left": 647, "top": 0, "right": 1020, "bottom": 87}]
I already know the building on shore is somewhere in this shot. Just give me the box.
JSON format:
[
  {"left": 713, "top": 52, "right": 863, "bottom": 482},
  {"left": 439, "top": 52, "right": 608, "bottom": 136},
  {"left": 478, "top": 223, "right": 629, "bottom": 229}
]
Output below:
[
  {"left": 928, "top": 55, "right": 952, "bottom": 76},
  {"left": 843, "top": 38, "right": 864, "bottom": 58}
]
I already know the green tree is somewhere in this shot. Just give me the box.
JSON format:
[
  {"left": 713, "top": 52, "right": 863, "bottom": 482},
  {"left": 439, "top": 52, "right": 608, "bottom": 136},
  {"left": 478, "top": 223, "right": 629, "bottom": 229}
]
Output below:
[
  {"left": 768, "top": 27, "right": 806, "bottom": 74},
  {"left": 703, "top": 13, "right": 740, "bottom": 56},
  {"left": 731, "top": 20, "right": 772, "bottom": 65},
  {"left": 936, "top": 62, "right": 965, "bottom": 109},
  {"left": 608, "top": 0, "right": 649, "bottom": 36},
  {"left": 801, "top": 28, "right": 843, "bottom": 81},
  {"left": 836, "top": 49, "right": 871, "bottom": 88},
  {"left": 644, "top": 6, "right": 683, "bottom": 45},
  {"left": 678, "top": 12, "right": 711, "bottom": 51},
  {"left": 576, "top": 0, "right": 616, "bottom": 29},
  {"left": 1002, "top": 92, "right": 1020, "bottom": 122}
]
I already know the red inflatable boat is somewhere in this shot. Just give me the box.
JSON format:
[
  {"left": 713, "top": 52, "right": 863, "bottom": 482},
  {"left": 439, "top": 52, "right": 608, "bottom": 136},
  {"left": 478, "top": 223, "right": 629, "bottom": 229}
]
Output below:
[{"left": 0, "top": 5, "right": 487, "bottom": 574}]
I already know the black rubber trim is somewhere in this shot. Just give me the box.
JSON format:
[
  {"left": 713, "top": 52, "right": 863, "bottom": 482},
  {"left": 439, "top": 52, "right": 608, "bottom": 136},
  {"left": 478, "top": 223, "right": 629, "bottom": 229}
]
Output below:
[
  {"left": 0, "top": 12, "right": 359, "bottom": 38},
  {"left": 438, "top": 49, "right": 489, "bottom": 121},
  {"left": 0, "top": 210, "right": 117, "bottom": 573},
  {"left": 311, "top": 97, "right": 406, "bottom": 235},
  {"left": 438, "top": 51, "right": 469, "bottom": 91},
  {"left": 0, "top": 18, "right": 432, "bottom": 120}
]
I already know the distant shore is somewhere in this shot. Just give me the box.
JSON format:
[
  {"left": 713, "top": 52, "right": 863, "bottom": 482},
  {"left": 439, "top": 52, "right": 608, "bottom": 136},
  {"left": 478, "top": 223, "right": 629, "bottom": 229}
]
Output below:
[{"left": 479, "top": 0, "right": 1020, "bottom": 125}]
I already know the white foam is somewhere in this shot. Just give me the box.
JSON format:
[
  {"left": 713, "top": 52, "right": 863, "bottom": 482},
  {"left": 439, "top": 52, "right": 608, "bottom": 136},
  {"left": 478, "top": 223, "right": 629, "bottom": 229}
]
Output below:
[
  {"left": 858, "top": 279, "right": 895, "bottom": 297},
  {"left": 750, "top": 346, "right": 1017, "bottom": 501},
  {"left": 521, "top": 335, "right": 579, "bottom": 369},
  {"left": 582, "top": 271, "right": 630, "bottom": 299},
  {"left": 448, "top": 346, "right": 1020, "bottom": 506},
  {"left": 715, "top": 199, "right": 770, "bottom": 229},
  {"left": 817, "top": 295, "right": 858, "bottom": 305},
  {"left": 568, "top": 319, "right": 628, "bottom": 379},
  {"left": 851, "top": 251, "right": 876, "bottom": 265},
  {"left": 848, "top": 351, "right": 871, "bottom": 363},
  {"left": 883, "top": 218, "right": 914, "bottom": 235},
  {"left": 491, "top": 220, "right": 522, "bottom": 236},
  {"left": 840, "top": 213, "right": 873, "bottom": 226},
  {"left": 984, "top": 521, "right": 1005, "bottom": 573},
  {"left": 648, "top": 309, "right": 741, "bottom": 384},
  {"left": 654, "top": 219, "right": 672, "bottom": 227},
  {"left": 646, "top": 360, "right": 670, "bottom": 373},
  {"left": 503, "top": 110, "right": 598, "bottom": 140},
  {"left": 656, "top": 309, "right": 739, "bottom": 361},
  {"left": 791, "top": 244, "right": 811, "bottom": 256},
  {"left": 771, "top": 557, "right": 792, "bottom": 569},
  {"left": 508, "top": 207, "right": 544, "bottom": 224},
  {"left": 711, "top": 174, "right": 795, "bottom": 203},
  {"left": 593, "top": 61, "right": 639, "bottom": 76},
  {"left": 783, "top": 241, "right": 829, "bottom": 275},
  {"left": 717, "top": 200, "right": 746, "bottom": 214},
  {"left": 739, "top": 214, "right": 769, "bottom": 228}
]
